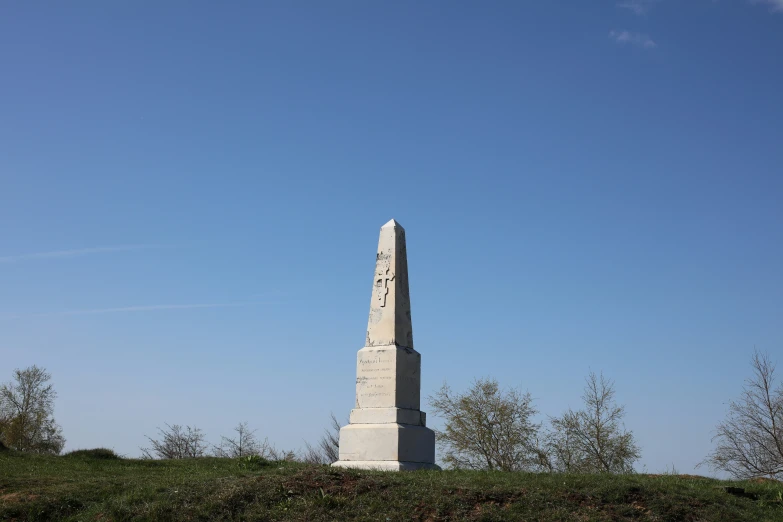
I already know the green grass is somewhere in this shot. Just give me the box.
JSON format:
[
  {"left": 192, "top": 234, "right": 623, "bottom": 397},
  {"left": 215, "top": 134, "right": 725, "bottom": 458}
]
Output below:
[{"left": 1, "top": 450, "right": 782, "bottom": 521}]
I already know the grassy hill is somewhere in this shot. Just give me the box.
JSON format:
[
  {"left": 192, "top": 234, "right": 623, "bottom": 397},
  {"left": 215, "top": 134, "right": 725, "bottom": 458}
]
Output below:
[{"left": 1, "top": 449, "right": 781, "bottom": 521}]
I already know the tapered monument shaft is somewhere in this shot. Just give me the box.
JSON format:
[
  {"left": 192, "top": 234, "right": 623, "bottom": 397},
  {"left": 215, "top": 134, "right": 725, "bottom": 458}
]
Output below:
[
  {"left": 332, "top": 219, "right": 439, "bottom": 471},
  {"left": 366, "top": 219, "right": 413, "bottom": 349}
]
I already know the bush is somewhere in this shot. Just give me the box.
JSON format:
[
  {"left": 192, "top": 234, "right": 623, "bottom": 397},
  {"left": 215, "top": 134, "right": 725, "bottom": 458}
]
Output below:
[
  {"left": 141, "top": 424, "right": 208, "bottom": 459},
  {"left": 0, "top": 365, "right": 65, "bottom": 454},
  {"left": 544, "top": 372, "right": 640, "bottom": 473},
  {"left": 428, "top": 377, "right": 542, "bottom": 471},
  {"left": 237, "top": 454, "right": 273, "bottom": 470},
  {"left": 64, "top": 448, "right": 122, "bottom": 459},
  {"left": 702, "top": 350, "right": 783, "bottom": 480}
]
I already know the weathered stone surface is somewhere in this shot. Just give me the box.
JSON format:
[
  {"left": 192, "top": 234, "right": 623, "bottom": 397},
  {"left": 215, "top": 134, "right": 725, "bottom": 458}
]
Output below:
[
  {"left": 349, "top": 407, "right": 426, "bottom": 426},
  {"left": 332, "top": 219, "right": 438, "bottom": 471},
  {"left": 331, "top": 460, "right": 440, "bottom": 471},
  {"left": 335, "top": 423, "right": 436, "bottom": 463},
  {"left": 366, "top": 219, "right": 414, "bottom": 349},
  {"left": 355, "top": 345, "right": 420, "bottom": 410}
]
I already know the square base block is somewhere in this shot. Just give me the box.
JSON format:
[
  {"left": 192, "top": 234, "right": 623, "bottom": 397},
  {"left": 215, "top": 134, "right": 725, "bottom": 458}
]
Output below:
[
  {"left": 332, "top": 460, "right": 440, "bottom": 471},
  {"left": 349, "top": 408, "right": 426, "bottom": 426},
  {"left": 355, "top": 345, "right": 421, "bottom": 410},
  {"left": 336, "top": 423, "right": 436, "bottom": 464}
]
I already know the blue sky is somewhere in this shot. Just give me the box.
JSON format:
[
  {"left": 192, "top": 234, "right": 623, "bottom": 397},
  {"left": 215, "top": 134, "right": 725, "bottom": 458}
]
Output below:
[{"left": 1, "top": 1, "right": 781, "bottom": 474}]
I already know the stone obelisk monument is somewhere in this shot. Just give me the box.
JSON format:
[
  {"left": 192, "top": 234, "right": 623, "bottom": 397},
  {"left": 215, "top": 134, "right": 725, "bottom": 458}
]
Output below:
[{"left": 332, "top": 219, "right": 439, "bottom": 471}]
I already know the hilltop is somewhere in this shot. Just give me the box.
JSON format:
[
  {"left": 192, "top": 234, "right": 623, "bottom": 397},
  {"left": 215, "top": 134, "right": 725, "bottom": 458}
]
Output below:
[{"left": 1, "top": 450, "right": 781, "bottom": 521}]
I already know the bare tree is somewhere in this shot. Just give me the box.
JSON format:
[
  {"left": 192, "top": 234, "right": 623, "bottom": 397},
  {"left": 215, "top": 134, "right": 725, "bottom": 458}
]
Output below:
[
  {"left": 140, "top": 424, "right": 208, "bottom": 459},
  {"left": 301, "top": 413, "right": 342, "bottom": 465},
  {"left": 702, "top": 351, "right": 783, "bottom": 480},
  {"left": 545, "top": 372, "right": 640, "bottom": 473},
  {"left": 213, "top": 422, "right": 262, "bottom": 458},
  {"left": 428, "top": 378, "right": 542, "bottom": 471},
  {"left": 266, "top": 441, "right": 297, "bottom": 461},
  {"left": 542, "top": 416, "right": 584, "bottom": 473},
  {"left": 211, "top": 423, "right": 296, "bottom": 461},
  {"left": 0, "top": 366, "right": 65, "bottom": 454}
]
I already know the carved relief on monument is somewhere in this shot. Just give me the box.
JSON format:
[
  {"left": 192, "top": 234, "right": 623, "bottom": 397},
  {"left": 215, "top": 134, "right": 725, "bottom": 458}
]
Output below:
[{"left": 375, "top": 266, "right": 395, "bottom": 307}]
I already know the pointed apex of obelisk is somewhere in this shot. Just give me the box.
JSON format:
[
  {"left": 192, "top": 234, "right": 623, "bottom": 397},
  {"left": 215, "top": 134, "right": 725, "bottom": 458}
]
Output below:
[
  {"left": 366, "top": 219, "right": 414, "bottom": 349},
  {"left": 381, "top": 218, "right": 403, "bottom": 230}
]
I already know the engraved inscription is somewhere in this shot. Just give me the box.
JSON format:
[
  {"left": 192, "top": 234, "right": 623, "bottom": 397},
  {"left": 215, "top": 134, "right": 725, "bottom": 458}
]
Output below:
[{"left": 356, "top": 351, "right": 397, "bottom": 408}]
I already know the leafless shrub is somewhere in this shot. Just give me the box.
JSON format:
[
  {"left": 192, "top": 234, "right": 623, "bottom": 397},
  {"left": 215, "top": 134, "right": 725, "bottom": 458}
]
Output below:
[
  {"left": 266, "top": 444, "right": 297, "bottom": 462},
  {"left": 224, "top": 433, "right": 293, "bottom": 461},
  {"left": 140, "top": 424, "right": 208, "bottom": 459},
  {"left": 300, "top": 412, "right": 342, "bottom": 465},
  {"left": 213, "top": 422, "right": 262, "bottom": 458},
  {"left": 702, "top": 351, "right": 783, "bottom": 480}
]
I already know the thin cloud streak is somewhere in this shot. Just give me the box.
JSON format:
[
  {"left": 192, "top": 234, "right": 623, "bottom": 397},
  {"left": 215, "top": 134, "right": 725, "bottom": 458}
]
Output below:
[
  {"left": 618, "top": 0, "right": 783, "bottom": 15},
  {"left": 1, "top": 302, "right": 259, "bottom": 320},
  {"left": 609, "top": 30, "right": 657, "bottom": 49},
  {"left": 0, "top": 244, "right": 167, "bottom": 263},
  {"left": 617, "top": 0, "right": 659, "bottom": 15},
  {"left": 752, "top": 0, "right": 783, "bottom": 12},
  {"left": 60, "top": 303, "right": 253, "bottom": 316}
]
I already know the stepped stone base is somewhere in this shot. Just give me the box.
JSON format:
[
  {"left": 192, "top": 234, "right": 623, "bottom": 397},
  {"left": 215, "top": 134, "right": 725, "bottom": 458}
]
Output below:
[
  {"left": 332, "top": 460, "right": 440, "bottom": 471},
  {"left": 333, "top": 423, "right": 438, "bottom": 470},
  {"left": 349, "top": 407, "right": 426, "bottom": 426}
]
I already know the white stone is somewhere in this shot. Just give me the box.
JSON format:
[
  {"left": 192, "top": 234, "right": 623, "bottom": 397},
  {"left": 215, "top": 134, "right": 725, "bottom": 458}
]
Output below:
[
  {"left": 335, "top": 424, "right": 435, "bottom": 463},
  {"left": 355, "top": 345, "right": 420, "bottom": 410},
  {"left": 365, "top": 219, "right": 414, "bottom": 350},
  {"left": 349, "top": 408, "right": 426, "bottom": 426},
  {"left": 331, "top": 460, "right": 440, "bottom": 471},
  {"left": 332, "top": 219, "right": 439, "bottom": 471}
]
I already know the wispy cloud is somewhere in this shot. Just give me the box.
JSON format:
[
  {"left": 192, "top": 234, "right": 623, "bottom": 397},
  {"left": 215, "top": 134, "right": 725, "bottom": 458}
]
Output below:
[
  {"left": 57, "top": 303, "right": 254, "bottom": 316},
  {"left": 617, "top": 0, "right": 659, "bottom": 15},
  {"left": 751, "top": 0, "right": 783, "bottom": 12},
  {"left": 617, "top": 0, "right": 783, "bottom": 16},
  {"left": 609, "top": 30, "right": 657, "bottom": 49},
  {"left": 0, "top": 244, "right": 166, "bottom": 263},
  {"left": 1, "top": 302, "right": 259, "bottom": 320}
]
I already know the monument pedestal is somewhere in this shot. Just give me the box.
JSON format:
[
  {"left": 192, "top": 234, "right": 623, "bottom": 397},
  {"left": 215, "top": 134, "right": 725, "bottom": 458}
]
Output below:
[
  {"left": 334, "top": 423, "right": 437, "bottom": 470},
  {"left": 332, "top": 460, "right": 440, "bottom": 471},
  {"left": 332, "top": 220, "right": 439, "bottom": 471}
]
